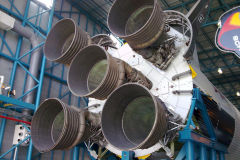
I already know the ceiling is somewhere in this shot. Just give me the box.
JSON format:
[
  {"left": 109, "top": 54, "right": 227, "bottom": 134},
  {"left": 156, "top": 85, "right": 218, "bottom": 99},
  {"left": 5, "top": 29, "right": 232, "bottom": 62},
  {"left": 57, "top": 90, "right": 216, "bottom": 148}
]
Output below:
[{"left": 68, "top": 0, "right": 240, "bottom": 108}]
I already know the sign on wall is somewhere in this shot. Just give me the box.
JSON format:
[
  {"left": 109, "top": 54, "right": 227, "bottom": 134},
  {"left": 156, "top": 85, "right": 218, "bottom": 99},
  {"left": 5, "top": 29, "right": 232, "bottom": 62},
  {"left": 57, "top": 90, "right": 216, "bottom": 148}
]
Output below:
[{"left": 215, "top": 6, "right": 240, "bottom": 58}]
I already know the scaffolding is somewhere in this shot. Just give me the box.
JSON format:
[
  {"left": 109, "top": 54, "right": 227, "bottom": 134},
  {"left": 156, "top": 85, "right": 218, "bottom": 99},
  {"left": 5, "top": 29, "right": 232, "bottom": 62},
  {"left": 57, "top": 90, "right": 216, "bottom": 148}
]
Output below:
[{"left": 0, "top": 0, "right": 108, "bottom": 159}]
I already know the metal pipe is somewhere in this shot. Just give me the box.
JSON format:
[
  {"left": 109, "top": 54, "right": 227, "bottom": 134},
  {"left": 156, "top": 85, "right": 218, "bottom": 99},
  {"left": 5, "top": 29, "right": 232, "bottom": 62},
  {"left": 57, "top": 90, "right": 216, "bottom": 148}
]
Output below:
[
  {"left": 91, "top": 34, "right": 116, "bottom": 49},
  {"left": 31, "top": 98, "right": 100, "bottom": 153},
  {"left": 0, "top": 115, "right": 31, "bottom": 125},
  {"left": 101, "top": 83, "right": 167, "bottom": 150},
  {"left": 12, "top": 20, "right": 42, "bottom": 118}
]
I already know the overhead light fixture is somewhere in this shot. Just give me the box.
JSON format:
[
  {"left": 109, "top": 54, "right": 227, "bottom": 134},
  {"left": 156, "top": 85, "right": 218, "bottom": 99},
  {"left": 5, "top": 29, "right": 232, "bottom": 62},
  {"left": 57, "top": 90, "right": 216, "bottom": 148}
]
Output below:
[
  {"left": 218, "top": 68, "right": 223, "bottom": 74},
  {"left": 237, "top": 91, "right": 240, "bottom": 97},
  {"left": 36, "top": 0, "right": 53, "bottom": 8}
]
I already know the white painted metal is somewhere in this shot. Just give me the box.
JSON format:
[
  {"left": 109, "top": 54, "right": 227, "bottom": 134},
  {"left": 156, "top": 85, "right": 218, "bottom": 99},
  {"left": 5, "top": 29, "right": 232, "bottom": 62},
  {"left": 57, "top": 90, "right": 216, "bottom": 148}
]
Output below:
[
  {"left": 0, "top": 11, "right": 15, "bottom": 30},
  {"left": 85, "top": 9, "right": 240, "bottom": 158},
  {"left": 12, "top": 125, "right": 30, "bottom": 146},
  {"left": 88, "top": 25, "right": 240, "bottom": 159},
  {"left": 88, "top": 28, "right": 194, "bottom": 157},
  {"left": 0, "top": 76, "right": 4, "bottom": 95}
]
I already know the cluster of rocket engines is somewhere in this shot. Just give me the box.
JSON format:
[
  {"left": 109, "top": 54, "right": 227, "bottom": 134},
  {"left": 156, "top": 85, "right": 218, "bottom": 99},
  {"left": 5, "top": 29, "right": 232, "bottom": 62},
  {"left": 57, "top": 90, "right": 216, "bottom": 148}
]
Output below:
[{"left": 30, "top": 0, "right": 240, "bottom": 159}]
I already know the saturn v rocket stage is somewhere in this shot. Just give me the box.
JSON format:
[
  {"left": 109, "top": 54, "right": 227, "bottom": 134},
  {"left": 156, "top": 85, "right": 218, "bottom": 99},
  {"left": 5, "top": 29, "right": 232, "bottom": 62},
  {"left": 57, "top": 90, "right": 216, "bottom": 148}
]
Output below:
[{"left": 31, "top": 0, "right": 240, "bottom": 159}]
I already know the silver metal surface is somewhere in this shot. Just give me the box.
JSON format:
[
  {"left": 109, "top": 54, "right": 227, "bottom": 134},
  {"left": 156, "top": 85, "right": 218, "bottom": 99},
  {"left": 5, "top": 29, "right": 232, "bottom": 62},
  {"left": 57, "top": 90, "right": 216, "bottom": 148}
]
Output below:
[
  {"left": 101, "top": 83, "right": 167, "bottom": 150},
  {"left": 108, "top": 0, "right": 166, "bottom": 49},
  {"left": 91, "top": 34, "right": 116, "bottom": 48},
  {"left": 67, "top": 45, "right": 125, "bottom": 100},
  {"left": 31, "top": 98, "right": 92, "bottom": 152},
  {"left": 44, "top": 18, "right": 91, "bottom": 65}
]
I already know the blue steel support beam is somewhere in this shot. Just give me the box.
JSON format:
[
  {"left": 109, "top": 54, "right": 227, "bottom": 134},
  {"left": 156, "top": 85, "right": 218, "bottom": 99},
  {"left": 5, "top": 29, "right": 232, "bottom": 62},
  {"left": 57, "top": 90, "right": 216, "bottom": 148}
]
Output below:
[
  {"left": 0, "top": 5, "right": 48, "bottom": 35},
  {"left": 0, "top": 135, "right": 31, "bottom": 159},
  {"left": 177, "top": 88, "right": 227, "bottom": 160},
  {"left": 73, "top": 146, "right": 80, "bottom": 160},
  {"left": 26, "top": 0, "right": 56, "bottom": 159},
  {"left": 186, "top": 141, "right": 194, "bottom": 160},
  {"left": 0, "top": 0, "right": 31, "bottom": 151},
  {"left": 0, "top": 52, "right": 67, "bottom": 84},
  {"left": 219, "top": 152, "right": 225, "bottom": 160},
  {"left": 200, "top": 145, "right": 207, "bottom": 160},
  {"left": 0, "top": 31, "right": 6, "bottom": 151},
  {"left": 0, "top": 95, "right": 35, "bottom": 110},
  {"left": 210, "top": 149, "right": 217, "bottom": 160},
  {"left": 121, "top": 151, "right": 134, "bottom": 160}
]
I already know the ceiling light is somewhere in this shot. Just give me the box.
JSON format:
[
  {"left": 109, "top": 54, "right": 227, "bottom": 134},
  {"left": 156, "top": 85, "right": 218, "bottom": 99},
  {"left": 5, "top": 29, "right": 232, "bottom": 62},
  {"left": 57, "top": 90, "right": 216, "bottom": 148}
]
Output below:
[
  {"left": 36, "top": 0, "right": 53, "bottom": 8},
  {"left": 237, "top": 91, "right": 240, "bottom": 97},
  {"left": 218, "top": 68, "right": 223, "bottom": 74}
]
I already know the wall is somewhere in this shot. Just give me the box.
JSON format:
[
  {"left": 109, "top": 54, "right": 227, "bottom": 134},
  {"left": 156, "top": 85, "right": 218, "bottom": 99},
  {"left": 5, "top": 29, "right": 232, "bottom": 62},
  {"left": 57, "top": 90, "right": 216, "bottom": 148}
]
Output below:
[{"left": 0, "top": 0, "right": 107, "bottom": 159}]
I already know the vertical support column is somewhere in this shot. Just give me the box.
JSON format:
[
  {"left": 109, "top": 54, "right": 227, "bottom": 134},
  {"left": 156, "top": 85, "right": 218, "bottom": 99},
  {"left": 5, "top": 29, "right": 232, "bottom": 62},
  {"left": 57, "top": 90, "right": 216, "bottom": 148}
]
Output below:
[
  {"left": 200, "top": 145, "right": 207, "bottom": 160},
  {"left": 186, "top": 141, "right": 194, "bottom": 160},
  {"left": 73, "top": 146, "right": 80, "bottom": 160},
  {"left": 0, "top": 0, "right": 31, "bottom": 151},
  {"left": 26, "top": 0, "right": 56, "bottom": 159},
  {"left": 122, "top": 151, "right": 134, "bottom": 160},
  {"left": 210, "top": 149, "right": 217, "bottom": 160},
  {"left": 219, "top": 152, "right": 225, "bottom": 160},
  {"left": 81, "top": 147, "right": 85, "bottom": 160}
]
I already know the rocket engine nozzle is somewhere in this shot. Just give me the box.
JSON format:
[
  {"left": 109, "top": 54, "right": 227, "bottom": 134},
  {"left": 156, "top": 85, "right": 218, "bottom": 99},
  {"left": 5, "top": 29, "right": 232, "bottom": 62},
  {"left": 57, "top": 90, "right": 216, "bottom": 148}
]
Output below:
[
  {"left": 44, "top": 18, "right": 91, "bottom": 65},
  {"left": 67, "top": 45, "right": 125, "bottom": 100},
  {"left": 101, "top": 83, "right": 168, "bottom": 150},
  {"left": 108, "top": 0, "right": 166, "bottom": 49},
  {"left": 67, "top": 45, "right": 151, "bottom": 100},
  {"left": 31, "top": 98, "right": 94, "bottom": 152}
]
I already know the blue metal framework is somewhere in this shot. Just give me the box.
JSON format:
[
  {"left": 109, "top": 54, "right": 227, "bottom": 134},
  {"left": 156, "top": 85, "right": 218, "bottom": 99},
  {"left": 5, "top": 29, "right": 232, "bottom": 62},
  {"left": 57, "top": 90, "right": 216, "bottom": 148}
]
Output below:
[
  {"left": 0, "top": 0, "right": 55, "bottom": 159},
  {"left": 0, "top": 0, "right": 239, "bottom": 159},
  {"left": 120, "top": 88, "right": 227, "bottom": 160},
  {"left": 70, "top": 0, "right": 240, "bottom": 108},
  {"left": 176, "top": 88, "right": 226, "bottom": 160},
  {"left": 164, "top": 0, "right": 240, "bottom": 109},
  {"left": 0, "top": 0, "right": 108, "bottom": 159}
]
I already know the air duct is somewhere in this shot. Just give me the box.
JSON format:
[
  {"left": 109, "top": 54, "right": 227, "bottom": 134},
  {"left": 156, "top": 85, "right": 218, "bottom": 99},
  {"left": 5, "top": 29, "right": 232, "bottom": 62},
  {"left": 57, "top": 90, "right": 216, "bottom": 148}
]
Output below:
[
  {"left": 44, "top": 18, "right": 91, "bottom": 65},
  {"left": 31, "top": 98, "right": 100, "bottom": 152},
  {"left": 67, "top": 45, "right": 151, "bottom": 100},
  {"left": 11, "top": 20, "right": 43, "bottom": 119},
  {"left": 101, "top": 83, "right": 168, "bottom": 150},
  {"left": 108, "top": 0, "right": 166, "bottom": 50}
]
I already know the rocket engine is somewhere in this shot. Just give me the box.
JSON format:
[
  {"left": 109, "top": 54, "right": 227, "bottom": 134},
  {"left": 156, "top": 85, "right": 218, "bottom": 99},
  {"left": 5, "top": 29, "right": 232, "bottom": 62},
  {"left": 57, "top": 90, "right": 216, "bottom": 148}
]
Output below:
[{"left": 31, "top": 0, "right": 240, "bottom": 159}]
